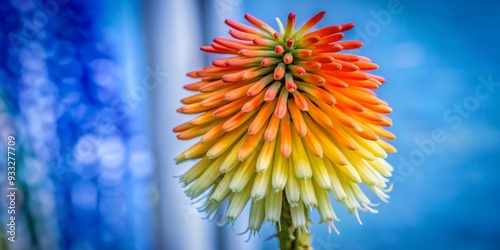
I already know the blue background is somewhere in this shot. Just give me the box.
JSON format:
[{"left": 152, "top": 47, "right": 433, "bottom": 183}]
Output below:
[{"left": 1, "top": 0, "right": 499, "bottom": 249}]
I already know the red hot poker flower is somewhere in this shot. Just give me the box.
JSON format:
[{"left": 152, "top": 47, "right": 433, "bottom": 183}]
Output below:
[{"left": 174, "top": 11, "right": 396, "bottom": 239}]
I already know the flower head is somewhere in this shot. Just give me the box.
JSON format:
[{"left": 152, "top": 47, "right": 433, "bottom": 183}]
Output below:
[{"left": 174, "top": 11, "right": 396, "bottom": 236}]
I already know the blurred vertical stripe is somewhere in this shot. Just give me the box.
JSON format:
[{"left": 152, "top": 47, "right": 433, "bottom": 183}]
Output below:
[{"left": 1, "top": 0, "right": 156, "bottom": 249}]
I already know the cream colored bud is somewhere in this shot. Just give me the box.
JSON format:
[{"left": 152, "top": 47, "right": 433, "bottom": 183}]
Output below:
[
  {"left": 185, "top": 155, "right": 225, "bottom": 199},
  {"left": 256, "top": 139, "right": 276, "bottom": 173},
  {"left": 264, "top": 189, "right": 283, "bottom": 227},
  {"left": 306, "top": 150, "right": 332, "bottom": 190},
  {"left": 290, "top": 199, "right": 307, "bottom": 233},
  {"left": 179, "top": 156, "right": 213, "bottom": 186},
  {"left": 337, "top": 162, "right": 362, "bottom": 184},
  {"left": 290, "top": 128, "right": 312, "bottom": 180},
  {"left": 324, "top": 158, "right": 347, "bottom": 201},
  {"left": 368, "top": 158, "right": 393, "bottom": 177},
  {"left": 299, "top": 180, "right": 317, "bottom": 209},
  {"left": 272, "top": 138, "right": 288, "bottom": 192},
  {"left": 313, "top": 181, "right": 338, "bottom": 221},
  {"left": 251, "top": 167, "right": 272, "bottom": 200},
  {"left": 209, "top": 170, "right": 235, "bottom": 203},
  {"left": 229, "top": 150, "right": 258, "bottom": 192},
  {"left": 225, "top": 179, "right": 253, "bottom": 221},
  {"left": 285, "top": 158, "right": 300, "bottom": 206},
  {"left": 313, "top": 181, "right": 340, "bottom": 234},
  {"left": 350, "top": 182, "right": 372, "bottom": 206},
  {"left": 348, "top": 154, "right": 378, "bottom": 186},
  {"left": 220, "top": 135, "right": 248, "bottom": 173},
  {"left": 248, "top": 199, "right": 265, "bottom": 234}
]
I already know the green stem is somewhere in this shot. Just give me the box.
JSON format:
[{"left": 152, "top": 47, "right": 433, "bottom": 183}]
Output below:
[{"left": 277, "top": 194, "right": 312, "bottom": 250}]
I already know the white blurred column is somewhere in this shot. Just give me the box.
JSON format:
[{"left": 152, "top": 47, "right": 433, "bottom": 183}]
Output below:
[
  {"left": 145, "top": 0, "right": 260, "bottom": 249},
  {"left": 144, "top": 0, "right": 216, "bottom": 249}
]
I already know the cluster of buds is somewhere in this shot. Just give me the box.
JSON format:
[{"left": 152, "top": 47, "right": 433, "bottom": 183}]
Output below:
[{"left": 174, "top": 11, "right": 395, "bottom": 236}]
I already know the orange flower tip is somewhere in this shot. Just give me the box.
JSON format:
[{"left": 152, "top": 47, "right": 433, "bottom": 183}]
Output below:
[
  {"left": 211, "top": 59, "right": 227, "bottom": 67},
  {"left": 264, "top": 85, "right": 280, "bottom": 101},
  {"left": 261, "top": 58, "right": 276, "bottom": 67},
  {"left": 222, "top": 73, "right": 241, "bottom": 83},
  {"left": 284, "top": 71, "right": 295, "bottom": 86},
  {"left": 308, "top": 11, "right": 326, "bottom": 26},
  {"left": 339, "top": 41, "right": 363, "bottom": 50},
  {"left": 275, "top": 45, "right": 284, "bottom": 54},
  {"left": 242, "top": 102, "right": 260, "bottom": 114},
  {"left": 288, "top": 12, "right": 296, "bottom": 20},
  {"left": 263, "top": 95, "right": 274, "bottom": 102},
  {"left": 315, "top": 44, "right": 343, "bottom": 54},
  {"left": 289, "top": 65, "right": 306, "bottom": 76},
  {"left": 247, "top": 85, "right": 264, "bottom": 97},
  {"left": 339, "top": 62, "right": 359, "bottom": 72},
  {"left": 273, "top": 32, "right": 282, "bottom": 42},
  {"left": 237, "top": 49, "right": 249, "bottom": 56},
  {"left": 260, "top": 59, "right": 269, "bottom": 67},
  {"left": 304, "top": 74, "right": 325, "bottom": 85},
  {"left": 292, "top": 49, "right": 312, "bottom": 59},
  {"left": 286, "top": 85, "right": 297, "bottom": 93},
  {"left": 274, "top": 64, "right": 286, "bottom": 80},
  {"left": 306, "top": 36, "right": 321, "bottom": 46},
  {"left": 247, "top": 127, "right": 258, "bottom": 136},
  {"left": 340, "top": 22, "right": 356, "bottom": 32},
  {"left": 283, "top": 53, "right": 293, "bottom": 64},
  {"left": 242, "top": 72, "right": 251, "bottom": 81},
  {"left": 325, "top": 62, "right": 342, "bottom": 71},
  {"left": 293, "top": 99, "right": 307, "bottom": 111},
  {"left": 173, "top": 123, "right": 191, "bottom": 132},
  {"left": 186, "top": 71, "right": 200, "bottom": 78},
  {"left": 335, "top": 44, "right": 344, "bottom": 51},
  {"left": 246, "top": 90, "right": 258, "bottom": 97},
  {"left": 253, "top": 38, "right": 273, "bottom": 46},
  {"left": 286, "top": 38, "right": 295, "bottom": 48},
  {"left": 275, "top": 107, "right": 287, "bottom": 119},
  {"left": 281, "top": 149, "right": 291, "bottom": 159},
  {"left": 369, "top": 74, "right": 386, "bottom": 83},
  {"left": 200, "top": 46, "right": 215, "bottom": 53},
  {"left": 183, "top": 85, "right": 196, "bottom": 91},
  {"left": 295, "top": 11, "right": 327, "bottom": 37},
  {"left": 240, "top": 106, "right": 250, "bottom": 113},
  {"left": 298, "top": 131, "right": 306, "bottom": 138},
  {"left": 221, "top": 125, "right": 231, "bottom": 133}
]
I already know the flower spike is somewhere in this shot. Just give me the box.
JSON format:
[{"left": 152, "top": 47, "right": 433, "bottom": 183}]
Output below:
[{"left": 174, "top": 11, "right": 396, "bottom": 240}]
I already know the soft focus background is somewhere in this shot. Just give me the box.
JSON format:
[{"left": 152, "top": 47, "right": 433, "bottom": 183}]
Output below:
[{"left": 1, "top": 0, "right": 499, "bottom": 250}]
